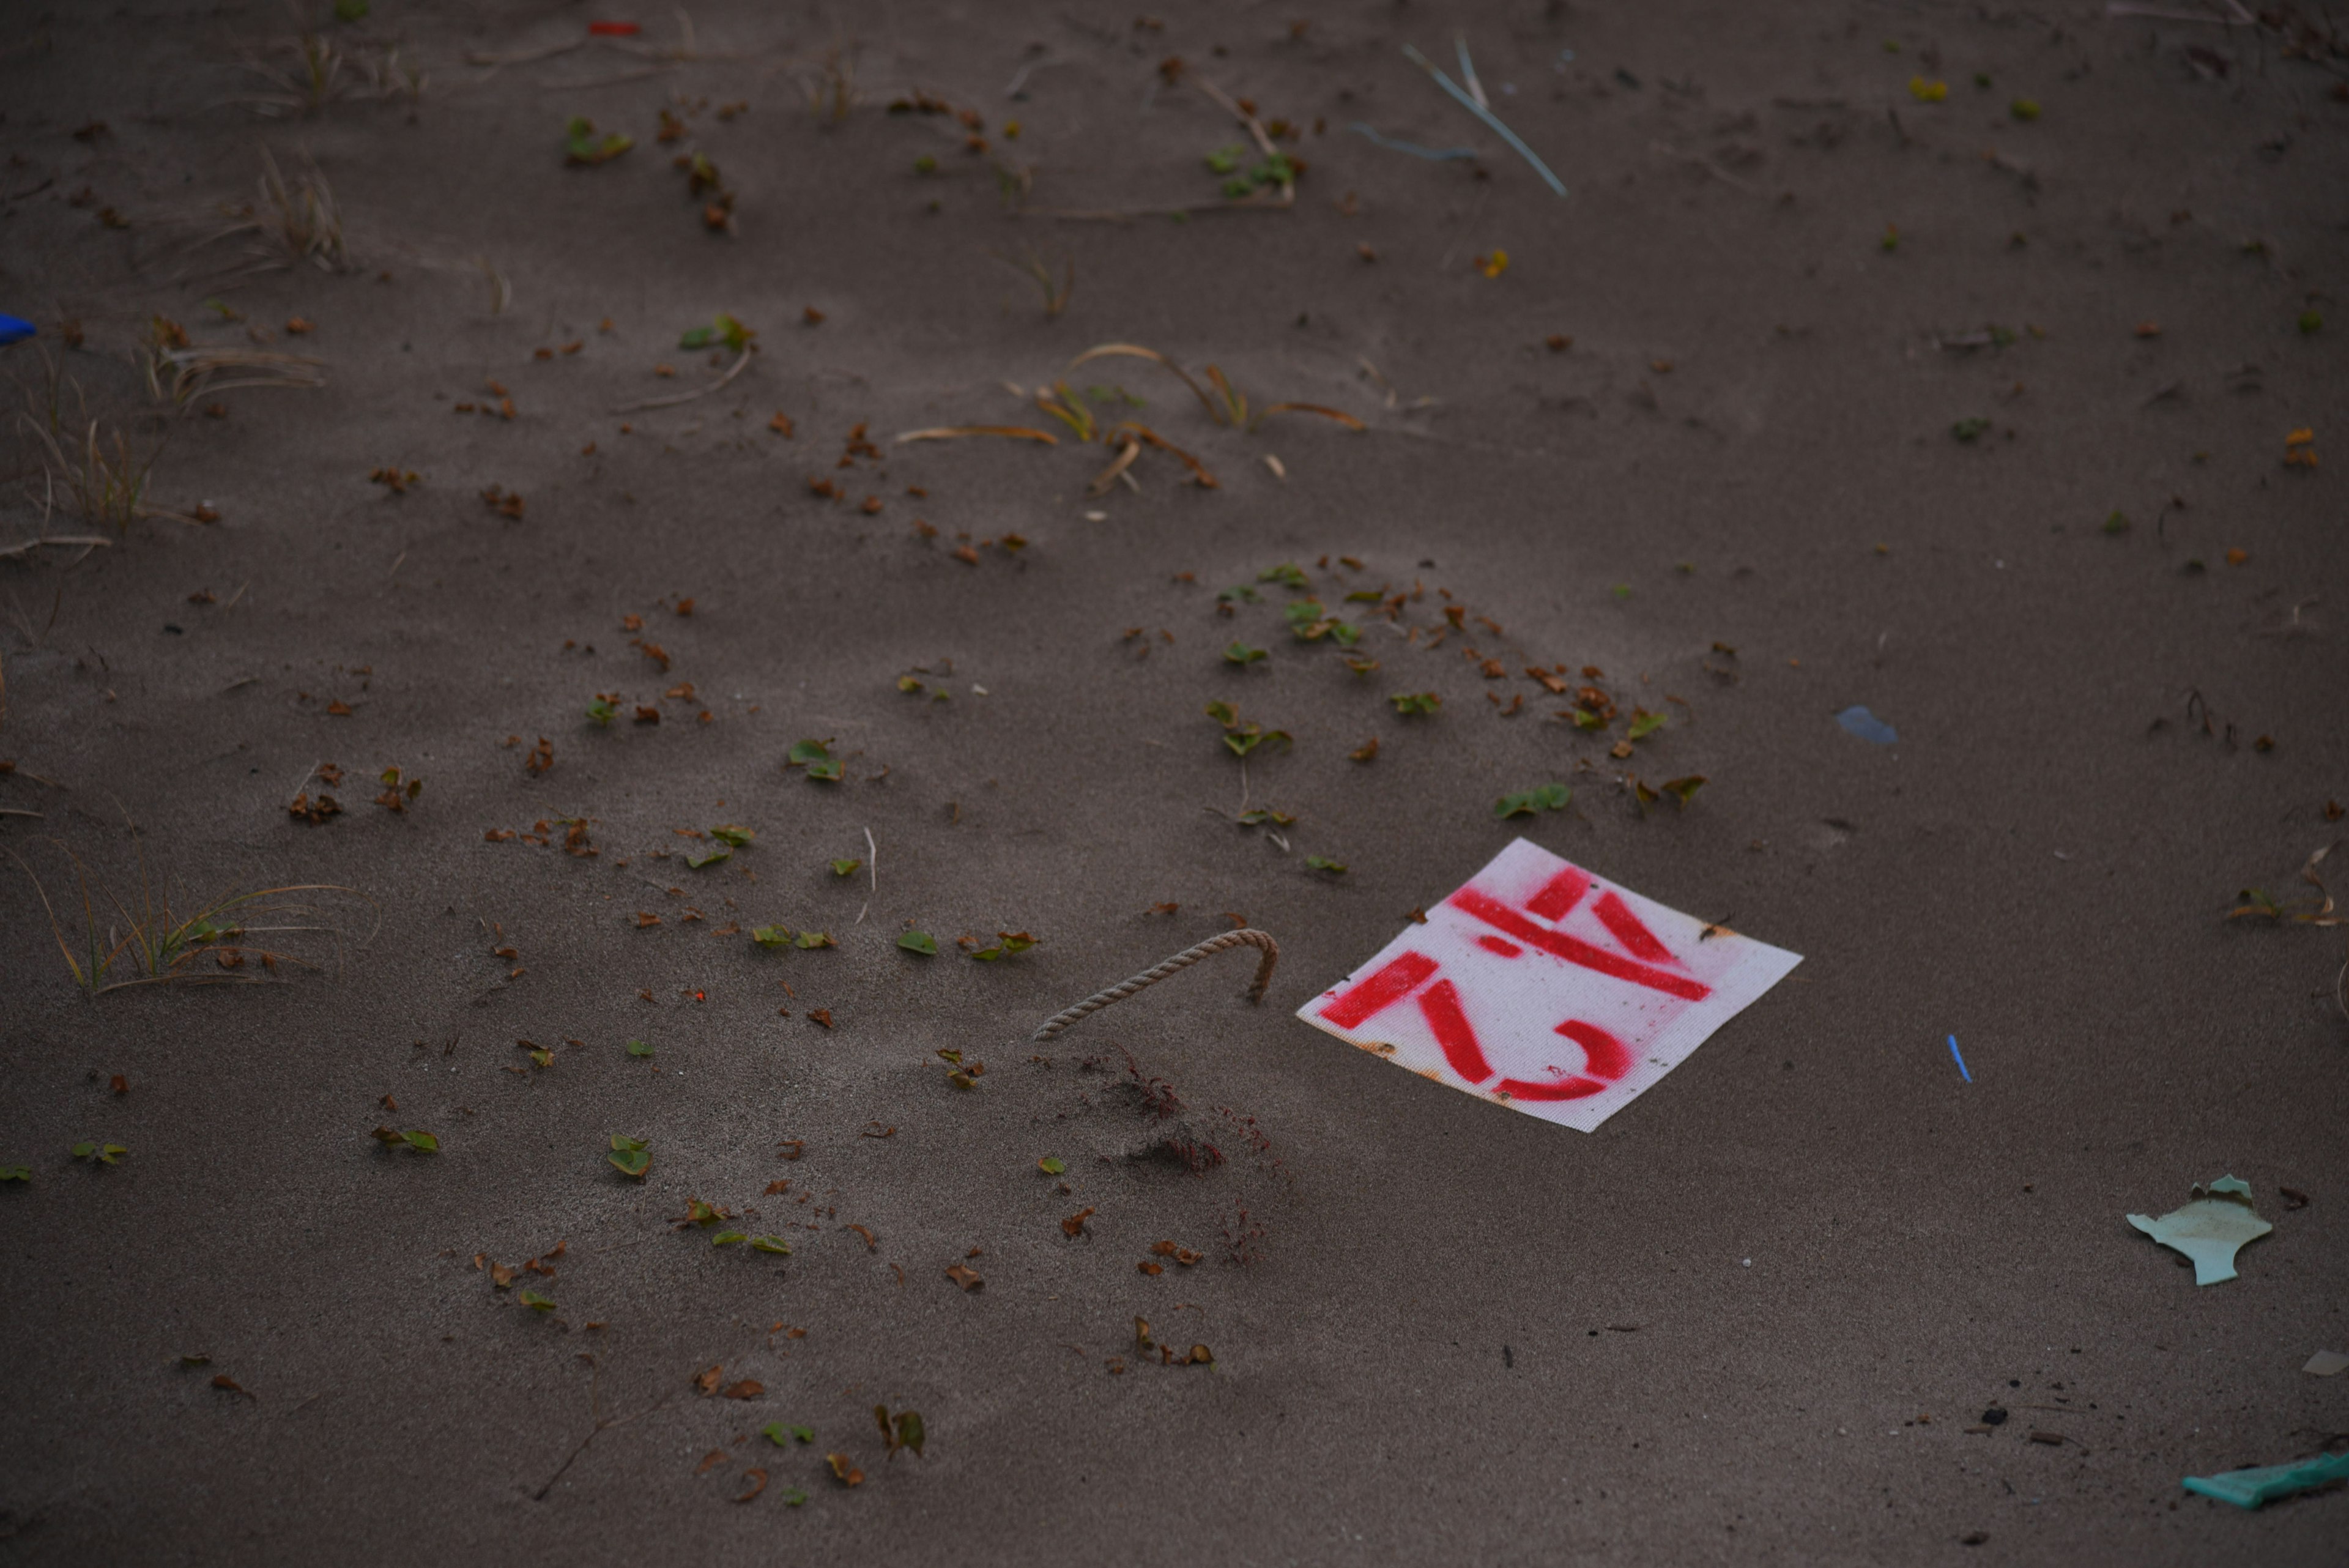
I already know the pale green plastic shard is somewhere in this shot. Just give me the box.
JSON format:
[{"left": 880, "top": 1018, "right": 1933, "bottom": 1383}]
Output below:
[
  {"left": 2181, "top": 1450, "right": 2349, "bottom": 1510},
  {"left": 2126, "top": 1175, "right": 2271, "bottom": 1286}
]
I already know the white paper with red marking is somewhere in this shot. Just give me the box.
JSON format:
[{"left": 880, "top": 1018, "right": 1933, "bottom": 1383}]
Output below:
[{"left": 1297, "top": 839, "right": 1802, "bottom": 1131}]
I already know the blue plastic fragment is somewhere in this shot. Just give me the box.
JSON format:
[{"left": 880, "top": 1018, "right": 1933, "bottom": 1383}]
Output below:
[
  {"left": 1347, "top": 124, "right": 1478, "bottom": 161},
  {"left": 1835, "top": 705, "right": 1898, "bottom": 745},
  {"left": 2181, "top": 1450, "right": 2349, "bottom": 1510},
  {"left": 0, "top": 314, "right": 36, "bottom": 347},
  {"left": 1946, "top": 1033, "right": 1972, "bottom": 1083}
]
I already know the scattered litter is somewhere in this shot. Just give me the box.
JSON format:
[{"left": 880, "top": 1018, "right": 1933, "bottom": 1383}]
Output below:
[
  {"left": 1401, "top": 39, "right": 1568, "bottom": 198},
  {"left": 2302, "top": 1350, "right": 2348, "bottom": 1377},
  {"left": 1299, "top": 839, "right": 1802, "bottom": 1131},
  {"left": 0, "top": 314, "right": 35, "bottom": 347},
  {"left": 1835, "top": 705, "right": 1898, "bottom": 745},
  {"left": 2127, "top": 1175, "right": 2271, "bottom": 1286},
  {"left": 1945, "top": 1033, "right": 1972, "bottom": 1083},
  {"left": 2181, "top": 1450, "right": 2349, "bottom": 1510},
  {"left": 1347, "top": 124, "right": 1478, "bottom": 162}
]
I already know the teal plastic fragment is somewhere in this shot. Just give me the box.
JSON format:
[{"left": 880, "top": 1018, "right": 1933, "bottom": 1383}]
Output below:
[
  {"left": 2126, "top": 1175, "right": 2271, "bottom": 1286},
  {"left": 2181, "top": 1450, "right": 2349, "bottom": 1510}
]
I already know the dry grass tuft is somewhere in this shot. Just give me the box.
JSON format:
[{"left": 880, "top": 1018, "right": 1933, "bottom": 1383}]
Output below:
[
  {"left": 7, "top": 837, "right": 365, "bottom": 996},
  {"left": 15, "top": 358, "right": 160, "bottom": 533}
]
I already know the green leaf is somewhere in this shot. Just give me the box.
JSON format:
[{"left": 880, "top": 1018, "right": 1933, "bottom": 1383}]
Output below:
[
  {"left": 1389, "top": 692, "right": 1441, "bottom": 715},
  {"left": 1237, "top": 808, "right": 1295, "bottom": 827},
  {"left": 788, "top": 738, "right": 834, "bottom": 765},
  {"left": 897, "top": 931, "right": 938, "bottom": 955},
  {"left": 1205, "top": 143, "right": 1247, "bottom": 175},
  {"left": 1951, "top": 417, "right": 1991, "bottom": 443},
  {"left": 1329, "top": 620, "right": 1362, "bottom": 647},
  {"left": 711, "top": 1230, "right": 749, "bottom": 1247},
  {"left": 1627, "top": 710, "right": 1666, "bottom": 741},
  {"left": 610, "top": 1134, "right": 649, "bottom": 1153},
  {"left": 830, "top": 858, "right": 864, "bottom": 877},
  {"left": 333, "top": 0, "right": 369, "bottom": 21},
  {"left": 2103, "top": 510, "right": 2131, "bottom": 534},
  {"left": 782, "top": 1490, "right": 808, "bottom": 1506},
  {"left": 1344, "top": 655, "right": 1381, "bottom": 677},
  {"left": 804, "top": 756, "right": 844, "bottom": 782},
  {"left": 1203, "top": 700, "right": 1240, "bottom": 727},
  {"left": 1572, "top": 708, "right": 1607, "bottom": 730},
  {"left": 2298, "top": 309, "right": 2323, "bottom": 335},
  {"left": 891, "top": 1410, "right": 926, "bottom": 1457},
  {"left": 626, "top": 1038, "right": 655, "bottom": 1058},
  {"left": 896, "top": 675, "right": 924, "bottom": 693},
  {"left": 609, "top": 1135, "right": 651, "bottom": 1177},
  {"left": 1659, "top": 775, "right": 1707, "bottom": 806},
  {"left": 586, "top": 696, "right": 618, "bottom": 726},
  {"left": 0, "top": 1165, "right": 28, "bottom": 1182},
  {"left": 751, "top": 925, "right": 793, "bottom": 949},
  {"left": 790, "top": 1425, "right": 814, "bottom": 1444},
  {"left": 1258, "top": 562, "right": 1310, "bottom": 590},
  {"left": 75, "top": 1141, "right": 128, "bottom": 1164},
  {"left": 1305, "top": 856, "right": 1348, "bottom": 874},
  {"left": 71, "top": 1141, "right": 94, "bottom": 1159},
  {"left": 1223, "top": 642, "right": 1267, "bottom": 665},
  {"left": 749, "top": 1235, "right": 793, "bottom": 1255},
  {"left": 1343, "top": 589, "right": 1384, "bottom": 603},
  {"left": 518, "top": 1289, "right": 556, "bottom": 1312},
  {"left": 1215, "top": 585, "right": 1260, "bottom": 604},
  {"left": 1037, "top": 1156, "right": 1066, "bottom": 1175},
  {"left": 686, "top": 846, "right": 732, "bottom": 869},
  {"left": 761, "top": 1422, "right": 793, "bottom": 1446},
  {"left": 708, "top": 824, "right": 755, "bottom": 847},
  {"left": 973, "top": 931, "right": 1037, "bottom": 961},
  {"left": 793, "top": 930, "right": 835, "bottom": 949},
  {"left": 2009, "top": 97, "right": 2040, "bottom": 120},
  {"left": 400, "top": 1130, "right": 439, "bottom": 1154}
]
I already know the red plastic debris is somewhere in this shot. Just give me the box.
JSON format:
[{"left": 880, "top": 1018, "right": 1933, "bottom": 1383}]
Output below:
[{"left": 587, "top": 21, "right": 642, "bottom": 35}]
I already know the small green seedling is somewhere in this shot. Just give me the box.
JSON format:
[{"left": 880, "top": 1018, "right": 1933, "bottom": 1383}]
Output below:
[
  {"left": 709, "top": 825, "right": 755, "bottom": 847},
  {"left": 1257, "top": 562, "right": 1310, "bottom": 590},
  {"left": 751, "top": 926, "right": 793, "bottom": 949},
  {"left": 1344, "top": 656, "right": 1381, "bottom": 677},
  {"left": 2104, "top": 510, "right": 2131, "bottom": 534},
  {"left": 1951, "top": 417, "right": 1991, "bottom": 442},
  {"left": 587, "top": 694, "right": 620, "bottom": 726},
  {"left": 1389, "top": 692, "right": 1441, "bottom": 716},
  {"left": 789, "top": 739, "right": 844, "bottom": 781},
  {"left": 0, "top": 1164, "right": 29, "bottom": 1182},
  {"left": 1223, "top": 642, "right": 1267, "bottom": 665},
  {"left": 897, "top": 931, "right": 938, "bottom": 955},
  {"left": 687, "top": 846, "right": 732, "bottom": 869},
  {"left": 609, "top": 1134, "right": 650, "bottom": 1178},
  {"left": 794, "top": 930, "right": 835, "bottom": 949},
  {"left": 679, "top": 313, "right": 755, "bottom": 353},
  {"left": 1305, "top": 856, "right": 1348, "bottom": 874},
  {"left": 1037, "top": 1156, "right": 1066, "bottom": 1175},
  {"left": 830, "top": 858, "right": 863, "bottom": 877},
  {"left": 1238, "top": 808, "right": 1295, "bottom": 827},
  {"left": 1494, "top": 783, "right": 1571, "bottom": 819},
  {"left": 711, "top": 1230, "right": 748, "bottom": 1247},
  {"left": 564, "top": 117, "right": 635, "bottom": 166},
  {"left": 70, "top": 1142, "right": 128, "bottom": 1165},
  {"left": 518, "top": 1289, "right": 557, "bottom": 1312},
  {"left": 2298, "top": 310, "right": 2323, "bottom": 336},
  {"left": 750, "top": 1235, "right": 792, "bottom": 1255},
  {"left": 875, "top": 1404, "right": 927, "bottom": 1459},
  {"left": 1627, "top": 710, "right": 1667, "bottom": 741},
  {"left": 2009, "top": 97, "right": 2040, "bottom": 121},
  {"left": 368, "top": 1128, "right": 437, "bottom": 1154},
  {"left": 625, "top": 1038, "right": 655, "bottom": 1058},
  {"left": 1204, "top": 699, "right": 1292, "bottom": 757}
]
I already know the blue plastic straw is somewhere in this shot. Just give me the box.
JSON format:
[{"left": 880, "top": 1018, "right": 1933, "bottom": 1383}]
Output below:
[
  {"left": 1946, "top": 1034, "right": 1972, "bottom": 1083},
  {"left": 1401, "top": 44, "right": 1569, "bottom": 199}
]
